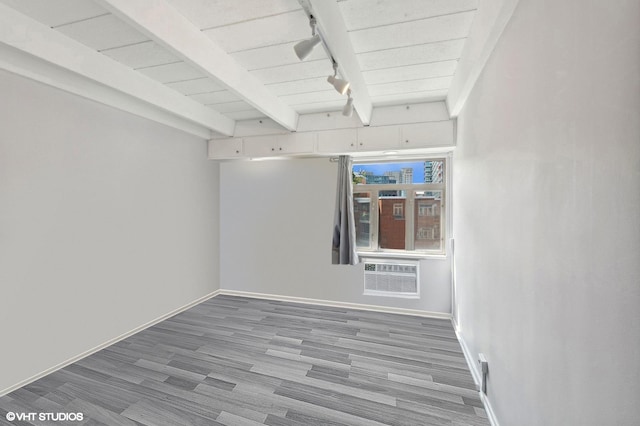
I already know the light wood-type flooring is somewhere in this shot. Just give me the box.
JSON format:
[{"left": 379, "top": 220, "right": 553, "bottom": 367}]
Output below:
[{"left": 0, "top": 295, "right": 489, "bottom": 425}]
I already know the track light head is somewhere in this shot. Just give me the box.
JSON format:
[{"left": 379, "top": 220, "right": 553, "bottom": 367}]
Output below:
[
  {"left": 342, "top": 90, "right": 354, "bottom": 117},
  {"left": 294, "top": 34, "right": 321, "bottom": 61},
  {"left": 327, "top": 60, "right": 350, "bottom": 94},
  {"left": 294, "top": 17, "right": 321, "bottom": 61},
  {"left": 327, "top": 74, "right": 350, "bottom": 95}
]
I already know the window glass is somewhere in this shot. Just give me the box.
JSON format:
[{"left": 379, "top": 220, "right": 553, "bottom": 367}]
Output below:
[
  {"left": 353, "top": 161, "right": 423, "bottom": 185},
  {"left": 379, "top": 197, "right": 406, "bottom": 250},
  {"left": 353, "top": 192, "right": 371, "bottom": 248},
  {"left": 414, "top": 190, "right": 442, "bottom": 251},
  {"left": 352, "top": 158, "right": 447, "bottom": 255}
]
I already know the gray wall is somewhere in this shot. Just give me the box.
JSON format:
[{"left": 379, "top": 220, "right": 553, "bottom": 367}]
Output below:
[
  {"left": 220, "top": 158, "right": 452, "bottom": 314},
  {"left": 452, "top": 0, "right": 640, "bottom": 424},
  {"left": 0, "top": 70, "right": 220, "bottom": 393}
]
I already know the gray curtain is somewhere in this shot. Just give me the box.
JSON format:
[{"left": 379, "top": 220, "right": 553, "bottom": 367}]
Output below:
[{"left": 332, "top": 155, "right": 359, "bottom": 265}]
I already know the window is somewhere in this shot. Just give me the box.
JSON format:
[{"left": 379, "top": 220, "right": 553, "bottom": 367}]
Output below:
[
  {"left": 417, "top": 201, "right": 439, "bottom": 217},
  {"left": 352, "top": 158, "right": 447, "bottom": 255},
  {"left": 392, "top": 203, "right": 404, "bottom": 218}
]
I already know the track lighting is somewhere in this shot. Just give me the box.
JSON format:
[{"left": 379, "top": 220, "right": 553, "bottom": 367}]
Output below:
[
  {"left": 294, "top": 14, "right": 356, "bottom": 117},
  {"left": 294, "top": 17, "right": 321, "bottom": 61},
  {"left": 342, "top": 90, "right": 354, "bottom": 117},
  {"left": 327, "top": 61, "right": 350, "bottom": 95}
]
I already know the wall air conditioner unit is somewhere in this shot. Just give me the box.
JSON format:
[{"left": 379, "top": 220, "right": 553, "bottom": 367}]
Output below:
[{"left": 363, "top": 259, "right": 419, "bottom": 298}]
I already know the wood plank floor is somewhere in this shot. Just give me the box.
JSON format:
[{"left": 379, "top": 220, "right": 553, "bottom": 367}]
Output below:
[{"left": 0, "top": 295, "right": 489, "bottom": 426}]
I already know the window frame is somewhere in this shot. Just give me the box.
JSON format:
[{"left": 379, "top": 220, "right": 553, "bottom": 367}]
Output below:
[{"left": 352, "top": 155, "right": 449, "bottom": 258}]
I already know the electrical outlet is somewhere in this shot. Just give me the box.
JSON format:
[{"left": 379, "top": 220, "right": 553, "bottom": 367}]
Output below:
[{"left": 478, "top": 353, "right": 488, "bottom": 394}]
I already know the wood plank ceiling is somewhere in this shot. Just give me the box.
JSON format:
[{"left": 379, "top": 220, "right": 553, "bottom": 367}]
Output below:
[{"left": 0, "top": 0, "right": 478, "bottom": 136}]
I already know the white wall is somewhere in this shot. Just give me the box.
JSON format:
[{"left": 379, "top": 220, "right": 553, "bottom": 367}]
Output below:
[
  {"left": 453, "top": 0, "right": 640, "bottom": 424},
  {"left": 0, "top": 70, "right": 220, "bottom": 393},
  {"left": 220, "top": 158, "right": 451, "bottom": 314}
]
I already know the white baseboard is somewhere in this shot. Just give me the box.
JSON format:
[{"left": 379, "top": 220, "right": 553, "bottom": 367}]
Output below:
[
  {"left": 0, "top": 289, "right": 222, "bottom": 398},
  {"left": 480, "top": 391, "right": 500, "bottom": 426},
  {"left": 454, "top": 323, "right": 500, "bottom": 426},
  {"left": 217, "top": 289, "right": 451, "bottom": 320}
]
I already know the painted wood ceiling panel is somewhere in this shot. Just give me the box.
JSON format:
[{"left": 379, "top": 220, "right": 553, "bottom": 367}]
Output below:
[
  {"left": 266, "top": 77, "right": 335, "bottom": 97},
  {"left": 55, "top": 14, "right": 148, "bottom": 51},
  {"left": 293, "top": 101, "right": 346, "bottom": 113},
  {"left": 138, "top": 61, "right": 205, "bottom": 84},
  {"left": 0, "top": 0, "right": 480, "bottom": 128},
  {"left": 166, "top": 78, "right": 224, "bottom": 95},
  {"left": 0, "top": 0, "right": 107, "bottom": 27},
  {"left": 356, "top": 39, "right": 465, "bottom": 71},
  {"left": 165, "top": 0, "right": 301, "bottom": 30},
  {"left": 251, "top": 60, "right": 334, "bottom": 85},
  {"left": 230, "top": 42, "right": 326, "bottom": 71},
  {"left": 368, "top": 77, "right": 452, "bottom": 97},
  {"left": 280, "top": 90, "right": 345, "bottom": 106},
  {"left": 349, "top": 11, "right": 476, "bottom": 53},
  {"left": 363, "top": 60, "right": 458, "bottom": 85},
  {"left": 210, "top": 101, "right": 255, "bottom": 113},
  {"left": 339, "top": 0, "right": 478, "bottom": 31},
  {"left": 224, "top": 110, "right": 268, "bottom": 120},
  {"left": 202, "top": 9, "right": 311, "bottom": 53},
  {"left": 102, "top": 41, "right": 181, "bottom": 70},
  {"left": 189, "top": 90, "right": 241, "bottom": 105}
]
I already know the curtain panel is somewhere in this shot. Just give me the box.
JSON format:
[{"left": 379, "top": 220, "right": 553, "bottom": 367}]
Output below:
[{"left": 332, "top": 155, "right": 359, "bottom": 265}]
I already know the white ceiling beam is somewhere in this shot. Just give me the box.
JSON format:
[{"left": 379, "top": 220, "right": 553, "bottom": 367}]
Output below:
[
  {"left": 0, "top": 44, "right": 212, "bottom": 139},
  {"left": 97, "top": 0, "right": 299, "bottom": 132},
  {"left": 0, "top": 3, "right": 233, "bottom": 138},
  {"left": 447, "top": 0, "right": 521, "bottom": 117},
  {"left": 224, "top": 101, "right": 449, "bottom": 137},
  {"left": 306, "top": 0, "right": 373, "bottom": 125}
]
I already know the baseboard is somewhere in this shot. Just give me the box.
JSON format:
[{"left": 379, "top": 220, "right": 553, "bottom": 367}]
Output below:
[
  {"left": 454, "top": 325, "right": 500, "bottom": 426},
  {"left": 0, "top": 289, "right": 222, "bottom": 398},
  {"left": 480, "top": 391, "right": 500, "bottom": 426},
  {"left": 217, "top": 289, "right": 451, "bottom": 320}
]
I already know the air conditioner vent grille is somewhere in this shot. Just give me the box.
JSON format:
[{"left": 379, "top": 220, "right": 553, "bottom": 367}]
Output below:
[{"left": 363, "top": 259, "right": 419, "bottom": 297}]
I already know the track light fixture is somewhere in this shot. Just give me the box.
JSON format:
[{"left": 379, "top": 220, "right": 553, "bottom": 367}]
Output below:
[
  {"left": 294, "top": 17, "right": 321, "bottom": 61},
  {"left": 327, "top": 61, "right": 350, "bottom": 95},
  {"left": 294, "top": 13, "right": 356, "bottom": 117},
  {"left": 342, "top": 89, "right": 354, "bottom": 117}
]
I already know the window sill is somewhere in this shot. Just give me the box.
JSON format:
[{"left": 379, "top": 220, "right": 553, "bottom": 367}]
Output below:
[{"left": 358, "top": 251, "right": 447, "bottom": 261}]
